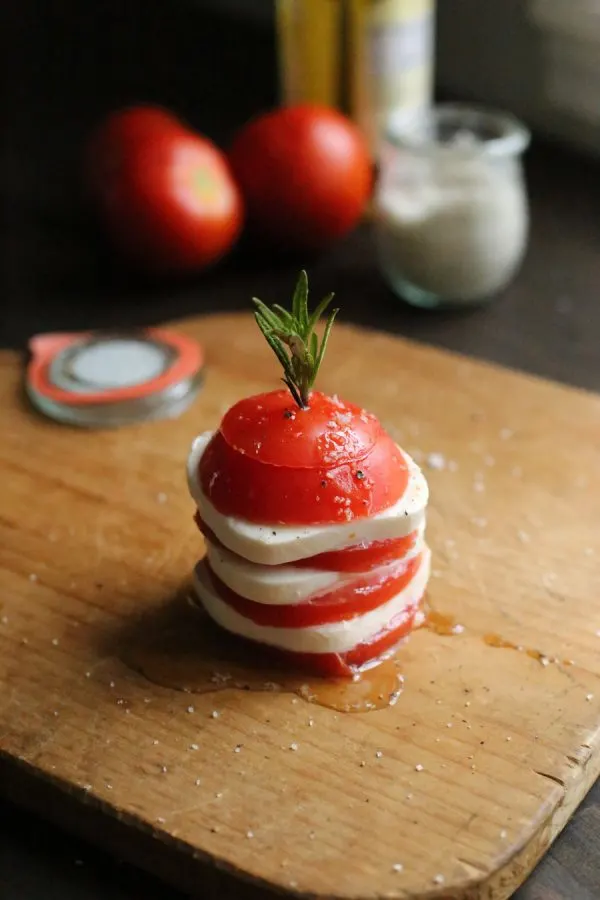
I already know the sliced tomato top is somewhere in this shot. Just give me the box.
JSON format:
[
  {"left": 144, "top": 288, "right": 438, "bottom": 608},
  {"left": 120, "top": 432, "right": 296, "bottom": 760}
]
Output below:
[
  {"left": 199, "top": 390, "right": 409, "bottom": 526},
  {"left": 219, "top": 390, "right": 379, "bottom": 468},
  {"left": 199, "top": 428, "right": 408, "bottom": 525}
]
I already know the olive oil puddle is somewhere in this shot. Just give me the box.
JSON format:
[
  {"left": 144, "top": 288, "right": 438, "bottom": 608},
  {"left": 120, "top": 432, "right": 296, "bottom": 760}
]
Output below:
[
  {"left": 123, "top": 590, "right": 567, "bottom": 716},
  {"left": 124, "top": 589, "right": 405, "bottom": 713}
]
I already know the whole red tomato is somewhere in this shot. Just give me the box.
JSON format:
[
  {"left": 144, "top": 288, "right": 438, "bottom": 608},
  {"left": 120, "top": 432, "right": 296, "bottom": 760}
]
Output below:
[
  {"left": 85, "top": 105, "right": 187, "bottom": 203},
  {"left": 86, "top": 106, "right": 243, "bottom": 273},
  {"left": 228, "top": 105, "right": 372, "bottom": 252}
]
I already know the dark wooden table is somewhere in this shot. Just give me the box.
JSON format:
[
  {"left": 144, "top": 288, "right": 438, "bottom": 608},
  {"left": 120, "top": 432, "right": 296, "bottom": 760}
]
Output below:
[{"left": 1, "top": 2, "right": 599, "bottom": 899}]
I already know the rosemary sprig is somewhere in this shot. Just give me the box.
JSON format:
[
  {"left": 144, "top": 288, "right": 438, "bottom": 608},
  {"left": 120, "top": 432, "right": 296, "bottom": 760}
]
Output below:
[{"left": 253, "top": 270, "right": 339, "bottom": 409}]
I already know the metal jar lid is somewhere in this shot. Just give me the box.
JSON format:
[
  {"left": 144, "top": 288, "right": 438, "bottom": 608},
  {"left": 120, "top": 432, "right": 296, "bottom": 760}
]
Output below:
[{"left": 26, "top": 328, "right": 204, "bottom": 427}]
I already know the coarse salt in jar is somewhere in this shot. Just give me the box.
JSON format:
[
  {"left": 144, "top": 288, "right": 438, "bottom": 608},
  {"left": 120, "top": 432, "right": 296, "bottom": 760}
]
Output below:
[{"left": 374, "top": 104, "right": 531, "bottom": 308}]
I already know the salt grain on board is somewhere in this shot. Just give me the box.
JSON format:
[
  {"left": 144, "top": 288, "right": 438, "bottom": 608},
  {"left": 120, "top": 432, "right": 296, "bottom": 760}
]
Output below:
[{"left": 426, "top": 452, "right": 446, "bottom": 471}]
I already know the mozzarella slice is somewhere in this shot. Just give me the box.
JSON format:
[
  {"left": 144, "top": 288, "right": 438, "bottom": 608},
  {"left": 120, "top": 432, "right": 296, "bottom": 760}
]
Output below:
[
  {"left": 187, "top": 432, "right": 428, "bottom": 565},
  {"left": 205, "top": 524, "right": 425, "bottom": 605},
  {"left": 192, "top": 545, "right": 431, "bottom": 654}
]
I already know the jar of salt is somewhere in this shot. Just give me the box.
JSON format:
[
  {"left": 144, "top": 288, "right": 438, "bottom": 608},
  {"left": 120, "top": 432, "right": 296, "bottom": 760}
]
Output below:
[{"left": 374, "top": 104, "right": 531, "bottom": 308}]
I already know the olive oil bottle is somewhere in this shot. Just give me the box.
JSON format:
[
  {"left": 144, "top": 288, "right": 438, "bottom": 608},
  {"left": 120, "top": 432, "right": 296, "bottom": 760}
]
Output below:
[{"left": 276, "top": 0, "right": 435, "bottom": 153}]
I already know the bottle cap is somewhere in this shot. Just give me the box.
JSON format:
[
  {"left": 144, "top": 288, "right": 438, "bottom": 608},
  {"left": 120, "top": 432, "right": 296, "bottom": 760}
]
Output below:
[{"left": 26, "top": 328, "right": 204, "bottom": 427}]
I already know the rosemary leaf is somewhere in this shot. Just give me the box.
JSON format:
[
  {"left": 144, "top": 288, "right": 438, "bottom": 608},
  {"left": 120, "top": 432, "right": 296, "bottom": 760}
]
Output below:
[
  {"left": 312, "top": 307, "right": 339, "bottom": 386},
  {"left": 255, "top": 313, "right": 294, "bottom": 377},
  {"left": 272, "top": 304, "right": 296, "bottom": 328},
  {"left": 309, "top": 331, "right": 318, "bottom": 365},
  {"left": 252, "top": 297, "right": 282, "bottom": 330},
  {"left": 283, "top": 376, "right": 304, "bottom": 409},
  {"left": 307, "top": 292, "right": 335, "bottom": 335},
  {"left": 292, "top": 269, "right": 309, "bottom": 332}
]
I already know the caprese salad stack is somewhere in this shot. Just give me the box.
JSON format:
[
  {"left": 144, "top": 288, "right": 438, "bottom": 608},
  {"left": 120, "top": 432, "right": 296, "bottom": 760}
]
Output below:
[{"left": 187, "top": 273, "right": 430, "bottom": 676}]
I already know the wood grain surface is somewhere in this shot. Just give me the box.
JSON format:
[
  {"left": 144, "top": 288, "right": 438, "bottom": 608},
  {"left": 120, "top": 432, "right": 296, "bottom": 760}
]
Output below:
[{"left": 1, "top": 313, "right": 599, "bottom": 900}]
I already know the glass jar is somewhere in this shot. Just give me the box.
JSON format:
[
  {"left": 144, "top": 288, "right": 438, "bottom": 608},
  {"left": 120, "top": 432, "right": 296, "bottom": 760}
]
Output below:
[{"left": 374, "top": 105, "right": 531, "bottom": 308}]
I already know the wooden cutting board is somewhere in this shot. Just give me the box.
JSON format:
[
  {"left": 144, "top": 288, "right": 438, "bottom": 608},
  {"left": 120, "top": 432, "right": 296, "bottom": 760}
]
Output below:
[{"left": 1, "top": 313, "right": 600, "bottom": 900}]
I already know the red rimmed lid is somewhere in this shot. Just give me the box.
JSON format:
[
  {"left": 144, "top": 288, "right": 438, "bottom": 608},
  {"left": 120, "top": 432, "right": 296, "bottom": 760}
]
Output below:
[{"left": 26, "top": 328, "right": 204, "bottom": 427}]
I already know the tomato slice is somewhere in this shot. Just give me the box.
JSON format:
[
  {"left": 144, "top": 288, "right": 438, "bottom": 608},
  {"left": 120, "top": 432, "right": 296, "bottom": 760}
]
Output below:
[
  {"left": 206, "top": 554, "right": 421, "bottom": 628},
  {"left": 285, "top": 602, "right": 419, "bottom": 676},
  {"left": 294, "top": 532, "right": 418, "bottom": 571},
  {"left": 199, "top": 428, "right": 408, "bottom": 525},
  {"left": 220, "top": 390, "right": 380, "bottom": 468},
  {"left": 195, "top": 514, "right": 417, "bottom": 573}
]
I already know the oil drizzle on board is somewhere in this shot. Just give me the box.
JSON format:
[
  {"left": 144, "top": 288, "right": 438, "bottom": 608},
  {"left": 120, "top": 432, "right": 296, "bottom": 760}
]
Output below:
[
  {"left": 418, "top": 600, "right": 572, "bottom": 667},
  {"left": 419, "top": 602, "right": 465, "bottom": 636},
  {"left": 123, "top": 587, "right": 406, "bottom": 713},
  {"left": 483, "top": 633, "right": 574, "bottom": 667}
]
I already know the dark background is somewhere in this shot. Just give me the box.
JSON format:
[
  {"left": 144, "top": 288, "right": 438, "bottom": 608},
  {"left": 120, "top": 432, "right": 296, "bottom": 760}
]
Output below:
[{"left": 1, "top": 2, "right": 599, "bottom": 899}]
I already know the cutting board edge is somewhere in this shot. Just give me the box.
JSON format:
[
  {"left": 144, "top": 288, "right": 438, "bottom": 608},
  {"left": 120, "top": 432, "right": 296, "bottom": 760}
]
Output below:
[
  {"left": 171, "top": 310, "right": 600, "bottom": 405},
  {"left": 2, "top": 730, "right": 599, "bottom": 900},
  {"left": 2, "top": 312, "right": 598, "bottom": 406}
]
